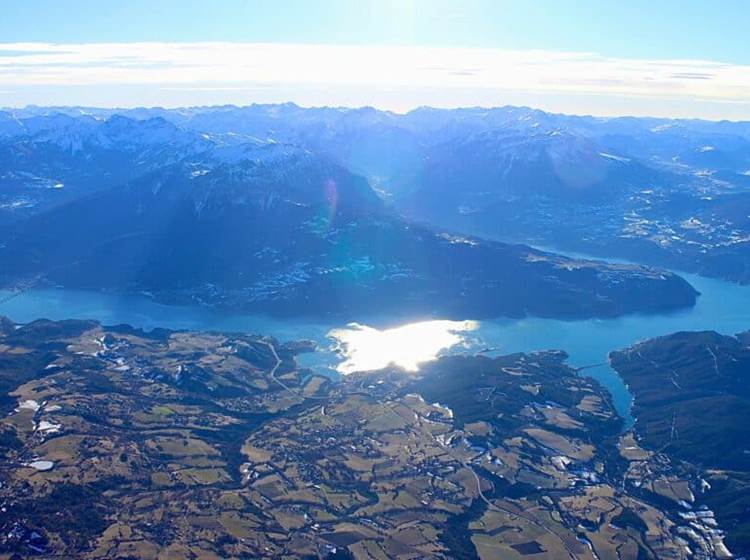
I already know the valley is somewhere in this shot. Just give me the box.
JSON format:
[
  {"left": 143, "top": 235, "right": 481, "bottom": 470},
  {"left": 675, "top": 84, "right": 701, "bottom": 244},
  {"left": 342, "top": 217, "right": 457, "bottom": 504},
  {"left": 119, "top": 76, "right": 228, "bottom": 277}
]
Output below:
[
  {"left": 2, "top": 259, "right": 750, "bottom": 423},
  {"left": 402, "top": 176, "right": 750, "bottom": 286},
  {"left": 4, "top": 104, "right": 748, "bottom": 286},
  {"left": 0, "top": 108, "right": 700, "bottom": 321},
  {"left": 611, "top": 331, "right": 750, "bottom": 557},
  {"left": 2, "top": 0, "right": 750, "bottom": 550},
  {"left": 0, "top": 317, "right": 732, "bottom": 559},
  {"left": 1, "top": 102, "right": 749, "bottom": 559}
]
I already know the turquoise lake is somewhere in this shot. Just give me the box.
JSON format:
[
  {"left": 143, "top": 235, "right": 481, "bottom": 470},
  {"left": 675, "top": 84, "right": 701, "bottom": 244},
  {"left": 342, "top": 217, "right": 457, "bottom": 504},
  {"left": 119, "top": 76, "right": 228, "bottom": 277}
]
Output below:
[{"left": 1, "top": 270, "right": 749, "bottom": 426}]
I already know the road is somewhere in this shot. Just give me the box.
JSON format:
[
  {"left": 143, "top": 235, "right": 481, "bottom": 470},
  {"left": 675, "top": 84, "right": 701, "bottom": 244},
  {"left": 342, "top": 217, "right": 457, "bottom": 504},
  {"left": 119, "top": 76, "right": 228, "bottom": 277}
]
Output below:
[
  {"left": 403, "top": 404, "right": 582, "bottom": 560},
  {"left": 259, "top": 338, "right": 328, "bottom": 401}
]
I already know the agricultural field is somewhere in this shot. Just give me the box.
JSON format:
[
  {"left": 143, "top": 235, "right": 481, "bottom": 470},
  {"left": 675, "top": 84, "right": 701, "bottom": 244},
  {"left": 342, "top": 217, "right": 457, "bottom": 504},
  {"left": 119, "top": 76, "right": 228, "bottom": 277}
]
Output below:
[{"left": 0, "top": 317, "right": 730, "bottom": 558}]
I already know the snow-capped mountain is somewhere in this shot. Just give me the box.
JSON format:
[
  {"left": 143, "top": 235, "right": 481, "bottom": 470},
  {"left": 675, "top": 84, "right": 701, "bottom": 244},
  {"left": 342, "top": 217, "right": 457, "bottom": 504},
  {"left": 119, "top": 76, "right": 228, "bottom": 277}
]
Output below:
[
  {"left": 0, "top": 112, "right": 310, "bottom": 223},
  {"left": 1, "top": 103, "right": 747, "bottom": 291},
  {"left": 0, "top": 107, "right": 698, "bottom": 319},
  {"left": 400, "top": 127, "right": 659, "bottom": 205}
]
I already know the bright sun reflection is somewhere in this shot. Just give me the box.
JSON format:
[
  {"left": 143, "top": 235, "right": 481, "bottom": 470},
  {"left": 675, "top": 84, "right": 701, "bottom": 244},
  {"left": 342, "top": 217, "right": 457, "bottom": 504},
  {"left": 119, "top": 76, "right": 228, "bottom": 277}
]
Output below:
[{"left": 329, "top": 320, "right": 479, "bottom": 374}]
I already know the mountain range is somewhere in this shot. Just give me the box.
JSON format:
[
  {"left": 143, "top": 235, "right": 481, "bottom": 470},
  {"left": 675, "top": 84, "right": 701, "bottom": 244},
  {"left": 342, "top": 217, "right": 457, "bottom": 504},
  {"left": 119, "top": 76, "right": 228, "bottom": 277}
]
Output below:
[
  {"left": 3, "top": 104, "right": 748, "bottom": 283},
  {"left": 5, "top": 104, "right": 740, "bottom": 318}
]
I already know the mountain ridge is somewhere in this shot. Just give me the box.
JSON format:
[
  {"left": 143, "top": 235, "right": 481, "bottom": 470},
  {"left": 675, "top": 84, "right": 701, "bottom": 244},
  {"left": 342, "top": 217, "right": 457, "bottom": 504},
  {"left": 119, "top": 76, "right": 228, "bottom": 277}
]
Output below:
[{"left": 0, "top": 111, "right": 699, "bottom": 319}]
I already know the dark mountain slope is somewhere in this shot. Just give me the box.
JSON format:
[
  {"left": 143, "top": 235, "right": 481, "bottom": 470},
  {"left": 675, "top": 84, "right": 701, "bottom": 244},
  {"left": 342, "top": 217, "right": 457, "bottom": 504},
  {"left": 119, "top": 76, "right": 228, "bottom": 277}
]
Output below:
[
  {"left": 611, "top": 331, "right": 750, "bottom": 555},
  {"left": 0, "top": 142, "right": 697, "bottom": 319}
]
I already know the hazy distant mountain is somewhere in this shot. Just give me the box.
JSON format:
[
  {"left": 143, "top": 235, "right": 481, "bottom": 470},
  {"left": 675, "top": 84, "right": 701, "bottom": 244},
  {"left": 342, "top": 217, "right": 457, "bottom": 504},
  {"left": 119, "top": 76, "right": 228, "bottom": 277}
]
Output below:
[
  {"left": 399, "top": 128, "right": 661, "bottom": 207},
  {"left": 0, "top": 111, "right": 219, "bottom": 224},
  {"left": 11, "top": 102, "right": 750, "bottom": 166},
  {"left": 81, "top": 102, "right": 738, "bottom": 284},
  {"left": 0, "top": 115, "right": 697, "bottom": 319},
  {"left": 1, "top": 103, "right": 745, "bottom": 314}
]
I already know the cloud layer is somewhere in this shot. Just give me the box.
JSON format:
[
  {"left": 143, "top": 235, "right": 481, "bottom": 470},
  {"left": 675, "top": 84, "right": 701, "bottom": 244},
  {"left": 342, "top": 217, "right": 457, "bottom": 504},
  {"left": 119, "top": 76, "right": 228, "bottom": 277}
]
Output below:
[{"left": 1, "top": 42, "right": 749, "bottom": 119}]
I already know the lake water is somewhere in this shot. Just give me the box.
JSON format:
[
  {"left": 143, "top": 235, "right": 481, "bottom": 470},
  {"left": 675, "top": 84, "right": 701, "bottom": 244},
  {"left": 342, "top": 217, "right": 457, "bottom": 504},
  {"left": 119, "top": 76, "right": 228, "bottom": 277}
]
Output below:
[{"left": 1, "top": 271, "right": 749, "bottom": 426}]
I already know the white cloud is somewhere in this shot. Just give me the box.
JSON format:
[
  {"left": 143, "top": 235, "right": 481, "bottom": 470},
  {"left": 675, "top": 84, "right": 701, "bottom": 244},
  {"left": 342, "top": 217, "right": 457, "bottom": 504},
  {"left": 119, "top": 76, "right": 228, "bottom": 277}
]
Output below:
[{"left": 1, "top": 42, "right": 749, "bottom": 118}]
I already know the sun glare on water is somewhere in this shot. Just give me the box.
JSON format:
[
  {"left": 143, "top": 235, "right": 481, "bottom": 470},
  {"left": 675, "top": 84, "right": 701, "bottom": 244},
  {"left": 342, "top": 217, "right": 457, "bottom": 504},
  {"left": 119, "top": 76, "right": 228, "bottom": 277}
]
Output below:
[{"left": 329, "top": 320, "right": 479, "bottom": 374}]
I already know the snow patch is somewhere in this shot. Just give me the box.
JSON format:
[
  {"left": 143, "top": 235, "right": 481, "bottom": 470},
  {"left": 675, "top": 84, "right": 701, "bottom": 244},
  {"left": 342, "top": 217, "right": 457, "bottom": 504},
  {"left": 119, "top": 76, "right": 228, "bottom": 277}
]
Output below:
[
  {"left": 26, "top": 460, "right": 54, "bottom": 472},
  {"left": 36, "top": 420, "right": 62, "bottom": 434},
  {"left": 599, "top": 152, "right": 631, "bottom": 163},
  {"left": 18, "top": 400, "right": 40, "bottom": 412}
]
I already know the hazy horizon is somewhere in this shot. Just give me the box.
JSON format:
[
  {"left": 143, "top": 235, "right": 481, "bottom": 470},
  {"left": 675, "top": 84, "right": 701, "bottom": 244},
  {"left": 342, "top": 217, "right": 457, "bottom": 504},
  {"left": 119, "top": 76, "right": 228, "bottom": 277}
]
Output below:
[
  {"left": 1, "top": 40, "right": 750, "bottom": 121},
  {"left": 4, "top": 99, "right": 750, "bottom": 124},
  {"left": 2, "top": 1, "right": 749, "bottom": 120}
]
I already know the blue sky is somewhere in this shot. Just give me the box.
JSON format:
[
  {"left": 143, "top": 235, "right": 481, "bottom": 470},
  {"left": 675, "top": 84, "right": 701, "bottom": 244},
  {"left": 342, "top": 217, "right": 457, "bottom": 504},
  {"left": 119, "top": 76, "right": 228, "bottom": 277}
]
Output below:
[
  {"left": 2, "top": 0, "right": 749, "bottom": 63},
  {"left": 1, "top": 0, "right": 749, "bottom": 118}
]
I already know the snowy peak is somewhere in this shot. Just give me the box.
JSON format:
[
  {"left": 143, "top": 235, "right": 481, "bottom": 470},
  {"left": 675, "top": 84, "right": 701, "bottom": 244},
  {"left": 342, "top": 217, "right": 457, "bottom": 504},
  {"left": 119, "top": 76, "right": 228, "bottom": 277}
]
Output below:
[{"left": 0, "top": 111, "right": 25, "bottom": 138}]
